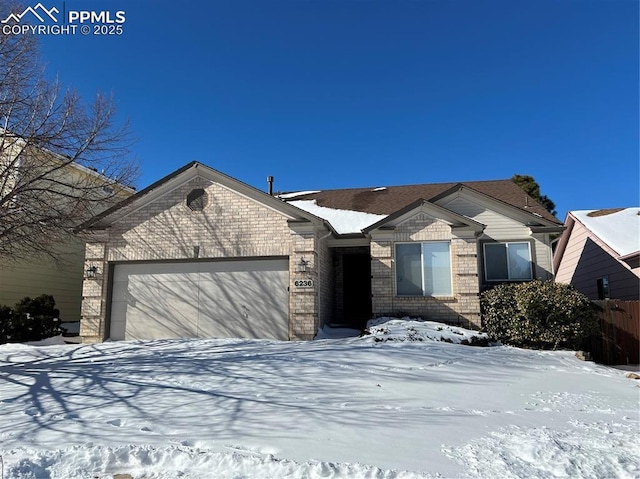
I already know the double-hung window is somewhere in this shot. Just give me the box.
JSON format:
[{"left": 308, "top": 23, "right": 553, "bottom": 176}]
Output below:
[
  {"left": 395, "top": 242, "right": 452, "bottom": 297},
  {"left": 483, "top": 242, "right": 532, "bottom": 281}
]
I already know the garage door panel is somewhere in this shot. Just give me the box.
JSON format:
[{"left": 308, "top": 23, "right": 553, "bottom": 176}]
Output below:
[
  {"left": 197, "top": 267, "right": 288, "bottom": 340},
  {"left": 125, "top": 279, "right": 199, "bottom": 340},
  {"left": 109, "top": 302, "right": 128, "bottom": 340},
  {"left": 110, "top": 259, "right": 289, "bottom": 341}
]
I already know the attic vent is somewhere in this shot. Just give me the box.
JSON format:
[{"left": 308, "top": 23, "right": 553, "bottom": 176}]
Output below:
[{"left": 187, "top": 188, "right": 208, "bottom": 211}]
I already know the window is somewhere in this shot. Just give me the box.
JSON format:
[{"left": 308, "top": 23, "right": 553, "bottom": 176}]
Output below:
[
  {"left": 483, "top": 242, "right": 532, "bottom": 281},
  {"left": 396, "top": 242, "right": 452, "bottom": 296},
  {"left": 597, "top": 276, "right": 610, "bottom": 300}
]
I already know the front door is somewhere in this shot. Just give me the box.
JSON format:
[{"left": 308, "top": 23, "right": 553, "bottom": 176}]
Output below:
[{"left": 342, "top": 254, "right": 372, "bottom": 329}]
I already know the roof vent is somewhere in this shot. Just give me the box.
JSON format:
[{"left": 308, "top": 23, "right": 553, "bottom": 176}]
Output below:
[{"left": 187, "top": 188, "right": 208, "bottom": 211}]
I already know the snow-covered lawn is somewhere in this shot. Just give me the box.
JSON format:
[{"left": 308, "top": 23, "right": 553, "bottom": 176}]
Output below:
[{"left": 0, "top": 319, "right": 638, "bottom": 478}]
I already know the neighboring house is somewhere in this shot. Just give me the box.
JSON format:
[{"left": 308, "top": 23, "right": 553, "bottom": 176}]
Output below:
[
  {"left": 554, "top": 208, "right": 640, "bottom": 300},
  {"left": 0, "top": 137, "right": 134, "bottom": 322},
  {"left": 77, "top": 161, "right": 562, "bottom": 343}
]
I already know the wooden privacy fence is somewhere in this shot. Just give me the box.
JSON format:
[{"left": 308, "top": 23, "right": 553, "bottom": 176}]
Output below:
[{"left": 587, "top": 300, "right": 639, "bottom": 365}]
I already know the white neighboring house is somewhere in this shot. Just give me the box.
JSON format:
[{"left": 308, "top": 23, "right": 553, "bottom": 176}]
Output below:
[{"left": 0, "top": 136, "right": 134, "bottom": 323}]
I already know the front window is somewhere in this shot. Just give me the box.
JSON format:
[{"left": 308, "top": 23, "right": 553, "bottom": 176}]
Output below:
[
  {"left": 396, "top": 242, "right": 452, "bottom": 296},
  {"left": 483, "top": 242, "right": 532, "bottom": 281}
]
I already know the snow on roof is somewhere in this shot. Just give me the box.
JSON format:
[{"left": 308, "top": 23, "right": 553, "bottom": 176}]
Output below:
[
  {"left": 572, "top": 208, "right": 640, "bottom": 257},
  {"left": 277, "top": 190, "right": 321, "bottom": 199},
  {"left": 289, "top": 199, "right": 387, "bottom": 234},
  {"left": 372, "top": 187, "right": 387, "bottom": 191}
]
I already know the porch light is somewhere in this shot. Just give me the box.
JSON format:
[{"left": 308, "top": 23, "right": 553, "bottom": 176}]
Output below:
[
  {"left": 85, "top": 265, "right": 99, "bottom": 278},
  {"left": 297, "top": 257, "right": 308, "bottom": 273}
]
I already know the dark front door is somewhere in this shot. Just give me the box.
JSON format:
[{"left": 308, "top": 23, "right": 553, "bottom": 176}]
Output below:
[{"left": 342, "top": 254, "right": 372, "bottom": 329}]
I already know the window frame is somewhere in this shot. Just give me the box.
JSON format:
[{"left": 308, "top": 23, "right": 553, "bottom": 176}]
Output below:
[
  {"left": 394, "top": 241, "right": 453, "bottom": 298},
  {"left": 482, "top": 240, "right": 534, "bottom": 282}
]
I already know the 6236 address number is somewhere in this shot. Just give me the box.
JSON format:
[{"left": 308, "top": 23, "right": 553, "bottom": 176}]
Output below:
[{"left": 294, "top": 279, "right": 313, "bottom": 288}]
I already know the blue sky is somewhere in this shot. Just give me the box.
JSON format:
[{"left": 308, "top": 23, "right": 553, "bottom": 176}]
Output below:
[{"left": 34, "top": 0, "right": 639, "bottom": 220}]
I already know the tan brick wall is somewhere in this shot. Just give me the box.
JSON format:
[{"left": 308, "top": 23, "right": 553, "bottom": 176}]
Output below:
[
  {"left": 317, "top": 235, "right": 334, "bottom": 331},
  {"left": 370, "top": 213, "right": 481, "bottom": 328},
  {"left": 289, "top": 231, "right": 320, "bottom": 340},
  {"left": 107, "top": 178, "right": 291, "bottom": 261},
  {"left": 79, "top": 176, "right": 329, "bottom": 342},
  {"left": 80, "top": 240, "right": 109, "bottom": 342}
]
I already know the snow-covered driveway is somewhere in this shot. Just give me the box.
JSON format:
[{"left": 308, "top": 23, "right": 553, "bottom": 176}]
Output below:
[{"left": 0, "top": 326, "right": 638, "bottom": 478}]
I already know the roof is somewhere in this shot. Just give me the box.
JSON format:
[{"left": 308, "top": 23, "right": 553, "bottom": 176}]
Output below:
[
  {"left": 288, "top": 200, "right": 386, "bottom": 234},
  {"left": 280, "top": 179, "right": 560, "bottom": 223},
  {"left": 571, "top": 208, "right": 640, "bottom": 257}
]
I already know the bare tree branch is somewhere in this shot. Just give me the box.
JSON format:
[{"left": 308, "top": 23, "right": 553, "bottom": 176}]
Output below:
[{"left": 0, "top": 18, "right": 138, "bottom": 261}]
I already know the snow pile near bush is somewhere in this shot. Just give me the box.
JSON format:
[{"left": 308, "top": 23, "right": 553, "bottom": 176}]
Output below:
[{"left": 362, "top": 317, "right": 490, "bottom": 344}]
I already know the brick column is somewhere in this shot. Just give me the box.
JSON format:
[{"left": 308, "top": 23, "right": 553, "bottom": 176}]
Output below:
[{"left": 80, "top": 240, "right": 109, "bottom": 343}]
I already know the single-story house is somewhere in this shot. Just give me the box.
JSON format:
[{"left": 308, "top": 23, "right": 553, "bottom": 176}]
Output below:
[
  {"left": 554, "top": 208, "right": 639, "bottom": 300},
  {"left": 78, "top": 161, "right": 563, "bottom": 343}
]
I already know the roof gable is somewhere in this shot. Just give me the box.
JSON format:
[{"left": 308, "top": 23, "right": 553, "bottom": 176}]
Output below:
[
  {"left": 364, "top": 199, "right": 485, "bottom": 235},
  {"left": 433, "top": 184, "right": 563, "bottom": 230},
  {"left": 78, "top": 162, "right": 324, "bottom": 231}
]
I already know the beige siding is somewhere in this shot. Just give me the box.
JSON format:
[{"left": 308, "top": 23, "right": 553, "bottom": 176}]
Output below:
[
  {"left": 532, "top": 233, "right": 554, "bottom": 280},
  {"left": 1, "top": 144, "right": 132, "bottom": 325},
  {"left": 442, "top": 196, "right": 531, "bottom": 238},
  {"left": 0, "top": 238, "right": 84, "bottom": 321},
  {"left": 442, "top": 195, "right": 554, "bottom": 282}
]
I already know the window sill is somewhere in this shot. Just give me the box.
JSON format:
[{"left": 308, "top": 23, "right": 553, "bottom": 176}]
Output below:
[{"left": 395, "top": 295, "right": 456, "bottom": 302}]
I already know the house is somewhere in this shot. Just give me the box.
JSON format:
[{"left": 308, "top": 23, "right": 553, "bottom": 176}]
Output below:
[
  {"left": 0, "top": 135, "right": 134, "bottom": 322},
  {"left": 554, "top": 208, "right": 640, "bottom": 300},
  {"left": 77, "top": 161, "right": 563, "bottom": 343}
]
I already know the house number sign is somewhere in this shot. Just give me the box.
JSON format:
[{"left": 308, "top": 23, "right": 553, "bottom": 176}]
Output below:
[{"left": 294, "top": 279, "right": 314, "bottom": 288}]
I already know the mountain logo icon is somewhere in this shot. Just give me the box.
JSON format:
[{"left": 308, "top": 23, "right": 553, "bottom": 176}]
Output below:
[{"left": 1, "top": 3, "right": 59, "bottom": 24}]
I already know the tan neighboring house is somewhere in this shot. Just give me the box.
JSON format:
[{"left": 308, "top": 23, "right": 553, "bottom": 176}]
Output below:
[
  {"left": 554, "top": 208, "right": 640, "bottom": 300},
  {"left": 0, "top": 138, "right": 134, "bottom": 322},
  {"left": 77, "top": 161, "right": 562, "bottom": 343}
]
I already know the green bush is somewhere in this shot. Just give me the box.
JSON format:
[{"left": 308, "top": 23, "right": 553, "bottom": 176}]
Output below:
[
  {"left": 481, "top": 280, "right": 598, "bottom": 350},
  {"left": 0, "top": 304, "right": 12, "bottom": 343},
  {"left": 0, "top": 294, "right": 61, "bottom": 344}
]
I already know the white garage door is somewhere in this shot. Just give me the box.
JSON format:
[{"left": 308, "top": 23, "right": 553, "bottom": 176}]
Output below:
[{"left": 109, "top": 258, "right": 289, "bottom": 341}]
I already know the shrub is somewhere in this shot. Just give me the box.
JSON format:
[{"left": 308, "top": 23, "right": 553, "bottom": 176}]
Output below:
[
  {"left": 0, "top": 304, "right": 12, "bottom": 343},
  {"left": 481, "top": 280, "right": 598, "bottom": 350},
  {"left": 0, "top": 294, "right": 60, "bottom": 344}
]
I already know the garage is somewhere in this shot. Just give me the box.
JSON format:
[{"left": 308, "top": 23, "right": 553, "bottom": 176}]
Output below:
[{"left": 109, "top": 258, "right": 289, "bottom": 341}]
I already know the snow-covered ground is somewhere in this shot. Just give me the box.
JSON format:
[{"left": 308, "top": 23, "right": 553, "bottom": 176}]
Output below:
[{"left": 0, "top": 318, "right": 638, "bottom": 478}]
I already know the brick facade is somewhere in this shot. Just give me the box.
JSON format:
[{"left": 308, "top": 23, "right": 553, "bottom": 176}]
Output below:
[
  {"left": 79, "top": 164, "right": 555, "bottom": 342},
  {"left": 80, "top": 175, "right": 328, "bottom": 342},
  {"left": 369, "top": 212, "right": 481, "bottom": 328}
]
